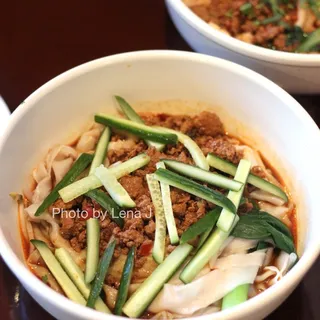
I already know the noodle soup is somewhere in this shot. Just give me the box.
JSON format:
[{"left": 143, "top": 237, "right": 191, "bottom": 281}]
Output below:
[{"left": 17, "top": 97, "right": 297, "bottom": 319}]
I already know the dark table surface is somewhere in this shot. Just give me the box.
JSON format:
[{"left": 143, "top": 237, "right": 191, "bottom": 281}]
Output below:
[{"left": 1, "top": 1, "right": 319, "bottom": 319}]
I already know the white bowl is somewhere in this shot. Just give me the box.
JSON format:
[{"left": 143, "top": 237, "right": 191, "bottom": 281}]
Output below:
[
  {"left": 0, "top": 51, "right": 320, "bottom": 320},
  {"left": 166, "top": 0, "right": 320, "bottom": 93}
]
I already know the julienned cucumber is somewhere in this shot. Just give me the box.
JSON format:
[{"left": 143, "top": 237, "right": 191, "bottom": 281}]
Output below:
[
  {"left": 146, "top": 174, "right": 166, "bottom": 264},
  {"left": 156, "top": 162, "right": 179, "bottom": 245},
  {"left": 115, "top": 96, "right": 141, "bottom": 122},
  {"left": 87, "top": 240, "right": 116, "bottom": 308},
  {"left": 86, "top": 189, "right": 124, "bottom": 228},
  {"left": 58, "top": 153, "right": 150, "bottom": 202},
  {"left": 216, "top": 159, "right": 251, "bottom": 232},
  {"left": 196, "top": 227, "right": 213, "bottom": 252},
  {"left": 156, "top": 126, "right": 209, "bottom": 170},
  {"left": 122, "top": 243, "right": 193, "bottom": 318},
  {"left": 35, "top": 153, "right": 93, "bottom": 216},
  {"left": 94, "top": 165, "right": 136, "bottom": 208},
  {"left": 31, "top": 240, "right": 86, "bottom": 305},
  {"left": 95, "top": 114, "right": 178, "bottom": 144},
  {"left": 59, "top": 175, "right": 102, "bottom": 203},
  {"left": 55, "top": 248, "right": 111, "bottom": 313},
  {"left": 115, "top": 96, "right": 164, "bottom": 151},
  {"left": 162, "top": 160, "right": 242, "bottom": 191},
  {"left": 109, "top": 153, "right": 150, "bottom": 179},
  {"left": 89, "top": 128, "right": 111, "bottom": 175},
  {"left": 114, "top": 246, "right": 135, "bottom": 315},
  {"left": 206, "top": 153, "right": 288, "bottom": 202},
  {"left": 85, "top": 218, "right": 100, "bottom": 284},
  {"left": 154, "top": 168, "right": 236, "bottom": 213},
  {"left": 179, "top": 216, "right": 239, "bottom": 283}
]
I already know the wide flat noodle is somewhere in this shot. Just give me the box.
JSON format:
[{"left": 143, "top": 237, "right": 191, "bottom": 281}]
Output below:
[
  {"left": 235, "top": 145, "right": 281, "bottom": 187},
  {"left": 258, "top": 202, "right": 292, "bottom": 227},
  {"left": 76, "top": 123, "right": 103, "bottom": 153},
  {"left": 25, "top": 204, "right": 86, "bottom": 269},
  {"left": 29, "top": 264, "right": 63, "bottom": 294},
  {"left": 103, "top": 285, "right": 118, "bottom": 310},
  {"left": 249, "top": 190, "right": 285, "bottom": 206},
  {"left": 31, "top": 145, "right": 78, "bottom": 203},
  {"left": 256, "top": 251, "right": 297, "bottom": 286},
  {"left": 220, "top": 238, "right": 258, "bottom": 257},
  {"left": 28, "top": 123, "right": 103, "bottom": 205},
  {"left": 149, "top": 251, "right": 265, "bottom": 315}
]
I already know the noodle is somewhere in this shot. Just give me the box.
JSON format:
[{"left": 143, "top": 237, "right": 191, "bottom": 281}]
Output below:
[
  {"left": 17, "top": 107, "right": 297, "bottom": 318},
  {"left": 29, "top": 264, "right": 64, "bottom": 294}
]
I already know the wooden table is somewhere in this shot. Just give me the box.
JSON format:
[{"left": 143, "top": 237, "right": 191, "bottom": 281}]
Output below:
[{"left": 1, "top": 1, "right": 319, "bottom": 319}]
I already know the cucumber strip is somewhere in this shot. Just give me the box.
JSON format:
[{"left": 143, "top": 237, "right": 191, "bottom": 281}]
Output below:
[
  {"left": 156, "top": 126, "right": 209, "bottom": 170},
  {"left": 179, "top": 216, "right": 239, "bottom": 283},
  {"left": 122, "top": 243, "right": 193, "bottom": 318},
  {"left": 115, "top": 96, "right": 141, "bottom": 122},
  {"left": 55, "top": 248, "right": 111, "bottom": 313},
  {"left": 162, "top": 159, "right": 242, "bottom": 191},
  {"left": 196, "top": 227, "right": 213, "bottom": 252},
  {"left": 180, "top": 207, "right": 220, "bottom": 244},
  {"left": 109, "top": 153, "right": 150, "bottom": 179},
  {"left": 94, "top": 165, "right": 136, "bottom": 208},
  {"left": 59, "top": 175, "right": 102, "bottom": 203},
  {"left": 95, "top": 114, "right": 178, "bottom": 144},
  {"left": 85, "top": 218, "right": 100, "bottom": 284},
  {"left": 221, "top": 284, "right": 249, "bottom": 310},
  {"left": 87, "top": 240, "right": 116, "bottom": 308},
  {"left": 156, "top": 162, "right": 179, "bottom": 245},
  {"left": 115, "top": 96, "right": 165, "bottom": 151},
  {"left": 89, "top": 128, "right": 111, "bottom": 175},
  {"left": 206, "top": 153, "right": 288, "bottom": 202},
  {"left": 35, "top": 153, "right": 93, "bottom": 216},
  {"left": 86, "top": 189, "right": 124, "bottom": 228},
  {"left": 31, "top": 240, "right": 86, "bottom": 305},
  {"left": 216, "top": 159, "right": 251, "bottom": 232},
  {"left": 146, "top": 174, "right": 167, "bottom": 264},
  {"left": 154, "top": 168, "right": 236, "bottom": 213},
  {"left": 59, "top": 153, "right": 150, "bottom": 202},
  {"left": 114, "top": 246, "right": 135, "bottom": 315}
]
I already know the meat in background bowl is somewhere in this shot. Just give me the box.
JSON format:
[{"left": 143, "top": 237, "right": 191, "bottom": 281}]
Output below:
[
  {"left": 0, "top": 51, "right": 320, "bottom": 320},
  {"left": 166, "top": 0, "right": 320, "bottom": 93}
]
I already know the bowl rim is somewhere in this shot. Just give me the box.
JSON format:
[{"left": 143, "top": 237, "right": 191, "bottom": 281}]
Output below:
[
  {"left": 166, "top": 0, "right": 320, "bottom": 67},
  {"left": 0, "top": 50, "right": 320, "bottom": 320}
]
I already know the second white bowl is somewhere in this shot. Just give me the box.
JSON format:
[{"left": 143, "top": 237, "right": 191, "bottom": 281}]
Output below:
[{"left": 166, "top": 0, "right": 320, "bottom": 93}]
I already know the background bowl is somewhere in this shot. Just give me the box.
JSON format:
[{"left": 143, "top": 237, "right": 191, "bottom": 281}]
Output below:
[
  {"left": 0, "top": 51, "right": 320, "bottom": 320},
  {"left": 166, "top": 0, "right": 320, "bottom": 94}
]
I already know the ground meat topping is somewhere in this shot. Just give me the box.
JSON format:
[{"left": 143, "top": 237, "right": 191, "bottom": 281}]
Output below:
[
  {"left": 108, "top": 140, "right": 147, "bottom": 164},
  {"left": 193, "top": 111, "right": 224, "bottom": 136},
  {"left": 135, "top": 194, "right": 154, "bottom": 220},
  {"left": 141, "top": 111, "right": 224, "bottom": 137},
  {"left": 119, "top": 175, "right": 147, "bottom": 199},
  {"left": 55, "top": 111, "right": 255, "bottom": 282},
  {"left": 196, "top": 136, "right": 241, "bottom": 163},
  {"left": 188, "top": 0, "right": 315, "bottom": 53},
  {"left": 49, "top": 197, "right": 82, "bottom": 215},
  {"left": 141, "top": 113, "right": 195, "bottom": 134}
]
